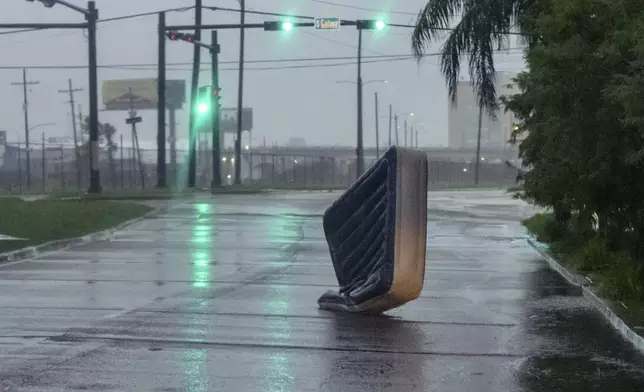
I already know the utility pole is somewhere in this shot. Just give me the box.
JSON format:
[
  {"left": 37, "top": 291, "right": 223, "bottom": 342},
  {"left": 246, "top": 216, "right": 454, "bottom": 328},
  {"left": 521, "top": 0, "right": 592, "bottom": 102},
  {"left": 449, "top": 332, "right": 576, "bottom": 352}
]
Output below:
[
  {"left": 474, "top": 105, "right": 483, "bottom": 185},
  {"left": 394, "top": 114, "right": 399, "bottom": 145},
  {"left": 58, "top": 78, "right": 83, "bottom": 189},
  {"left": 11, "top": 68, "right": 39, "bottom": 189},
  {"left": 188, "top": 0, "right": 203, "bottom": 188},
  {"left": 374, "top": 92, "right": 380, "bottom": 159},
  {"left": 127, "top": 88, "right": 145, "bottom": 188},
  {"left": 87, "top": 0, "right": 100, "bottom": 194},
  {"left": 404, "top": 119, "right": 408, "bottom": 148},
  {"left": 416, "top": 127, "right": 419, "bottom": 148},
  {"left": 388, "top": 104, "right": 392, "bottom": 147},
  {"left": 234, "top": 0, "right": 246, "bottom": 185}
]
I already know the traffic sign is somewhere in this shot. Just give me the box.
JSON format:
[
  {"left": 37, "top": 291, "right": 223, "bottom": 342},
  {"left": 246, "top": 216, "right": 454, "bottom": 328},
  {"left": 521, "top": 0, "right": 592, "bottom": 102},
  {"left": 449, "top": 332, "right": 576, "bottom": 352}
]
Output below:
[
  {"left": 314, "top": 17, "right": 341, "bottom": 30},
  {"left": 126, "top": 116, "right": 142, "bottom": 125}
]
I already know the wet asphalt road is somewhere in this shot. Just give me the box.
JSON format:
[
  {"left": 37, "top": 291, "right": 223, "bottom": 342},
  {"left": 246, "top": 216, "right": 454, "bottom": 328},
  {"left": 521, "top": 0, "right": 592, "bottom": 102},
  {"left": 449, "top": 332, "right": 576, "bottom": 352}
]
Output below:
[{"left": 0, "top": 190, "right": 643, "bottom": 391}]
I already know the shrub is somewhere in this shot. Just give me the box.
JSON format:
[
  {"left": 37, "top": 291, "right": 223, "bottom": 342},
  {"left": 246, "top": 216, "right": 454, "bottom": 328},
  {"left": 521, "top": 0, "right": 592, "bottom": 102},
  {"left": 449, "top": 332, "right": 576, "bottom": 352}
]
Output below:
[
  {"left": 569, "top": 238, "right": 611, "bottom": 273},
  {"left": 523, "top": 213, "right": 565, "bottom": 243},
  {"left": 600, "top": 255, "right": 644, "bottom": 301}
]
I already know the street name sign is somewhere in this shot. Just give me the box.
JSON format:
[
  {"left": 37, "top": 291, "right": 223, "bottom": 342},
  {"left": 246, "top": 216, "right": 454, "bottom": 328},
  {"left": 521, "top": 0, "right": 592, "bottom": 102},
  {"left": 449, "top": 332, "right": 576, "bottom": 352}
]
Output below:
[{"left": 314, "top": 17, "right": 341, "bottom": 30}]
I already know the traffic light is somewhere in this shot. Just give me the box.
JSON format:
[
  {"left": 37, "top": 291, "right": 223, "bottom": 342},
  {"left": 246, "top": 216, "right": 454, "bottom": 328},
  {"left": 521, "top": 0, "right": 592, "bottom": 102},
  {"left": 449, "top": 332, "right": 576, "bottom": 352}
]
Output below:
[
  {"left": 166, "top": 31, "right": 196, "bottom": 42},
  {"left": 357, "top": 20, "right": 387, "bottom": 30},
  {"left": 264, "top": 20, "right": 294, "bottom": 31},
  {"left": 196, "top": 86, "right": 212, "bottom": 116}
]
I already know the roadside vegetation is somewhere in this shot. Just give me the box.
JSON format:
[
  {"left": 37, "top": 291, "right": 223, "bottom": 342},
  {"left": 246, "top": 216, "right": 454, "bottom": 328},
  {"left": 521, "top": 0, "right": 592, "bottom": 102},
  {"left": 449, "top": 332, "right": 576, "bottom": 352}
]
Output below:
[
  {"left": 412, "top": 0, "right": 644, "bottom": 306},
  {"left": 509, "top": 0, "right": 644, "bottom": 304},
  {"left": 523, "top": 213, "right": 644, "bottom": 301},
  {"left": 0, "top": 198, "right": 151, "bottom": 253}
]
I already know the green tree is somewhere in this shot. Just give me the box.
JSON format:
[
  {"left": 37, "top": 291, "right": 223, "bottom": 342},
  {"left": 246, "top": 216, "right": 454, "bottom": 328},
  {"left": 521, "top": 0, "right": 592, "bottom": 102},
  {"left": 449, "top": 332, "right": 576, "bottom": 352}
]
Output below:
[
  {"left": 81, "top": 117, "right": 118, "bottom": 186},
  {"left": 505, "top": 0, "right": 644, "bottom": 258}
]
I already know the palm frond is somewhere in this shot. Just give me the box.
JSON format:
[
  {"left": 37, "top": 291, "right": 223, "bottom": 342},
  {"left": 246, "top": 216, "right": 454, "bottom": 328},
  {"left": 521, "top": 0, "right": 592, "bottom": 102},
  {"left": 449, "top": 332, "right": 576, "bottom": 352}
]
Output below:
[
  {"left": 413, "top": 0, "right": 527, "bottom": 116},
  {"left": 412, "top": 0, "right": 464, "bottom": 57}
]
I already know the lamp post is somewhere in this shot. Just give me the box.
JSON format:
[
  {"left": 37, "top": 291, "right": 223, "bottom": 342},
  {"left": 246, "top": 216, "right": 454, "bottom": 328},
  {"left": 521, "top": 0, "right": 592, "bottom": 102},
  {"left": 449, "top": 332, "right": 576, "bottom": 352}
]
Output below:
[
  {"left": 397, "top": 112, "right": 414, "bottom": 148},
  {"left": 23, "top": 0, "right": 101, "bottom": 193}
]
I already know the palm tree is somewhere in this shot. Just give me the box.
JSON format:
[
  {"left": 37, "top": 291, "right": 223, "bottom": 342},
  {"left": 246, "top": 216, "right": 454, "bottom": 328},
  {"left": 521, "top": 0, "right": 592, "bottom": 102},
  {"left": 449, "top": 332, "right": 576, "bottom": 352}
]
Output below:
[{"left": 412, "top": 0, "right": 537, "bottom": 116}]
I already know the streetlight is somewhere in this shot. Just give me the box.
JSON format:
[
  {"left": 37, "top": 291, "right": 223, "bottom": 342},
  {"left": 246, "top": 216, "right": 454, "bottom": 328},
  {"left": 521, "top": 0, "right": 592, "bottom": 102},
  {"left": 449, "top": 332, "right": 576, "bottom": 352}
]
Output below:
[
  {"left": 29, "top": 122, "right": 57, "bottom": 132},
  {"left": 398, "top": 112, "right": 414, "bottom": 147},
  {"left": 24, "top": 0, "right": 100, "bottom": 194},
  {"left": 355, "top": 19, "right": 387, "bottom": 178}
]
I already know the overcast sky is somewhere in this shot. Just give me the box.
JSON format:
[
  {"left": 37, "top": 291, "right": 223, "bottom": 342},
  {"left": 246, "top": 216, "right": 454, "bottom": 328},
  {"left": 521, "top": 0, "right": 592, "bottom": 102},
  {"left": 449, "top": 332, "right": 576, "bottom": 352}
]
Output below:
[{"left": 0, "top": 0, "right": 525, "bottom": 150}]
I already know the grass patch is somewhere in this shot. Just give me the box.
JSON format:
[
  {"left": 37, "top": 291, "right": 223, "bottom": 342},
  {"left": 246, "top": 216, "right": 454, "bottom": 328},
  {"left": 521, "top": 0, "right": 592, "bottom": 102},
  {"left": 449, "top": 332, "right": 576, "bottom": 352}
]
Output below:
[
  {"left": 523, "top": 213, "right": 644, "bottom": 302},
  {"left": 0, "top": 198, "right": 151, "bottom": 253}
]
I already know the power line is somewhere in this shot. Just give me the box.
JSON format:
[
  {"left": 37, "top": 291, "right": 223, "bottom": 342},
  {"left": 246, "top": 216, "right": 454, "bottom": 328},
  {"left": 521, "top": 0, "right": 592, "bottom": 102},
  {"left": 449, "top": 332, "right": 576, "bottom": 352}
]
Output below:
[
  {"left": 0, "top": 48, "right": 525, "bottom": 71},
  {"left": 302, "top": 30, "right": 389, "bottom": 56},
  {"left": 166, "top": 56, "right": 418, "bottom": 72},
  {"left": 0, "top": 6, "right": 195, "bottom": 37},
  {"left": 204, "top": 6, "right": 314, "bottom": 20},
  {"left": 101, "top": 6, "right": 195, "bottom": 23},
  {"left": 0, "top": 49, "right": 525, "bottom": 72},
  {"left": 0, "top": 53, "right": 414, "bottom": 70},
  {"left": 309, "top": 0, "right": 419, "bottom": 16}
]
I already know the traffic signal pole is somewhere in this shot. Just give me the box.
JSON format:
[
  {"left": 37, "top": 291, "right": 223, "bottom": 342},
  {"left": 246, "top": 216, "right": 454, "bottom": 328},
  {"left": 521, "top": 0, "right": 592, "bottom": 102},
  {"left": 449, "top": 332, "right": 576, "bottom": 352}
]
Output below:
[
  {"left": 188, "top": 0, "right": 203, "bottom": 189},
  {"left": 157, "top": 11, "right": 167, "bottom": 188},
  {"left": 356, "top": 27, "right": 364, "bottom": 178},
  {"left": 211, "top": 30, "right": 222, "bottom": 188},
  {"left": 162, "top": 26, "right": 221, "bottom": 190},
  {"left": 86, "top": 1, "right": 101, "bottom": 194},
  {"left": 161, "top": 18, "right": 384, "bottom": 186},
  {"left": 234, "top": 0, "right": 246, "bottom": 186}
]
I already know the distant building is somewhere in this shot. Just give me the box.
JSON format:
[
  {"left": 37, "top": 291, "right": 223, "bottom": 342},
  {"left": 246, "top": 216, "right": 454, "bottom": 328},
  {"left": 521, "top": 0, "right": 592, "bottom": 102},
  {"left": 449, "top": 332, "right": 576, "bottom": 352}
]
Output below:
[
  {"left": 287, "top": 137, "right": 306, "bottom": 147},
  {"left": 448, "top": 72, "right": 518, "bottom": 149}
]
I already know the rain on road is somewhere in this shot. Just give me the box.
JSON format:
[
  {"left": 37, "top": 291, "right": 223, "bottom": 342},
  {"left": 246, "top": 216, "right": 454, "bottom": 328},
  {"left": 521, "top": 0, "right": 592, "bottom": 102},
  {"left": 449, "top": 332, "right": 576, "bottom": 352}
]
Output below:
[{"left": 0, "top": 190, "right": 643, "bottom": 391}]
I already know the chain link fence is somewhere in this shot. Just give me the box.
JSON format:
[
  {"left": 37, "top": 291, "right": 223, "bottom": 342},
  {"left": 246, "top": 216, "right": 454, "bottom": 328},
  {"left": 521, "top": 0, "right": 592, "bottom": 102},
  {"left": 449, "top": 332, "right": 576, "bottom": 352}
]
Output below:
[{"left": 0, "top": 143, "right": 519, "bottom": 194}]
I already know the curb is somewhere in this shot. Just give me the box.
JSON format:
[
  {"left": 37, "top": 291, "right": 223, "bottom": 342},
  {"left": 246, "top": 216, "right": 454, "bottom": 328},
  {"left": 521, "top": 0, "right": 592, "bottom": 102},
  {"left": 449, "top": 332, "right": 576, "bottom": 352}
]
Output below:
[
  {"left": 0, "top": 207, "right": 164, "bottom": 264},
  {"left": 526, "top": 237, "right": 587, "bottom": 286},
  {"left": 526, "top": 236, "right": 644, "bottom": 354}
]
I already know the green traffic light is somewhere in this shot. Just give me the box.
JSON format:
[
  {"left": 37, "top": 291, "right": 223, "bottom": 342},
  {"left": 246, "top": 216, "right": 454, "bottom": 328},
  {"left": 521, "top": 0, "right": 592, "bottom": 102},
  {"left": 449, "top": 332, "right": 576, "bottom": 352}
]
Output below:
[
  {"left": 198, "top": 103, "right": 209, "bottom": 114},
  {"left": 282, "top": 21, "right": 293, "bottom": 31},
  {"left": 375, "top": 20, "right": 386, "bottom": 30}
]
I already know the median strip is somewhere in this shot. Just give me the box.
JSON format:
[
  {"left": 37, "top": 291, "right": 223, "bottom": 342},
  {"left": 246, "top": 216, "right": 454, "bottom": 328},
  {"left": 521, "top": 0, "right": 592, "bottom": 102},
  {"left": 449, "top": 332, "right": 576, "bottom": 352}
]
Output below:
[{"left": 0, "top": 198, "right": 152, "bottom": 257}]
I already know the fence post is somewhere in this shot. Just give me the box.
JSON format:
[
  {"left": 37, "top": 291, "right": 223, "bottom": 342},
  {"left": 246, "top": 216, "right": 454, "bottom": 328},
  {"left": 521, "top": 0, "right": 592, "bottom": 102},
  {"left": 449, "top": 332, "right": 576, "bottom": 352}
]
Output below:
[
  {"left": 271, "top": 155, "right": 276, "bottom": 187},
  {"left": 261, "top": 153, "right": 266, "bottom": 186},
  {"left": 59, "top": 144, "right": 65, "bottom": 190},
  {"left": 128, "top": 147, "right": 133, "bottom": 187},
  {"left": 249, "top": 151, "right": 253, "bottom": 185},
  {"left": 41, "top": 133, "right": 45, "bottom": 193},
  {"left": 332, "top": 157, "right": 336, "bottom": 186},
  {"left": 18, "top": 142, "right": 22, "bottom": 194},
  {"left": 120, "top": 134, "right": 124, "bottom": 188}
]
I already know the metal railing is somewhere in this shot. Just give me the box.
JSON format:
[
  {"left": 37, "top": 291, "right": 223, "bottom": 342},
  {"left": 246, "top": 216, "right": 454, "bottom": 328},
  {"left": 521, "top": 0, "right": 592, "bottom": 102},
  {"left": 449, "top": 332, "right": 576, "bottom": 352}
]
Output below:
[{"left": 0, "top": 144, "right": 519, "bottom": 194}]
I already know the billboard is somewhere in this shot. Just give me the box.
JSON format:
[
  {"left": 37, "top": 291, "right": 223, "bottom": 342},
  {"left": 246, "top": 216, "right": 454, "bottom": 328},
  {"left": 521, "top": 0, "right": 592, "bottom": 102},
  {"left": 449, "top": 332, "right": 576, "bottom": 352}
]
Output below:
[
  {"left": 221, "top": 108, "right": 253, "bottom": 133},
  {"left": 102, "top": 79, "right": 186, "bottom": 111}
]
